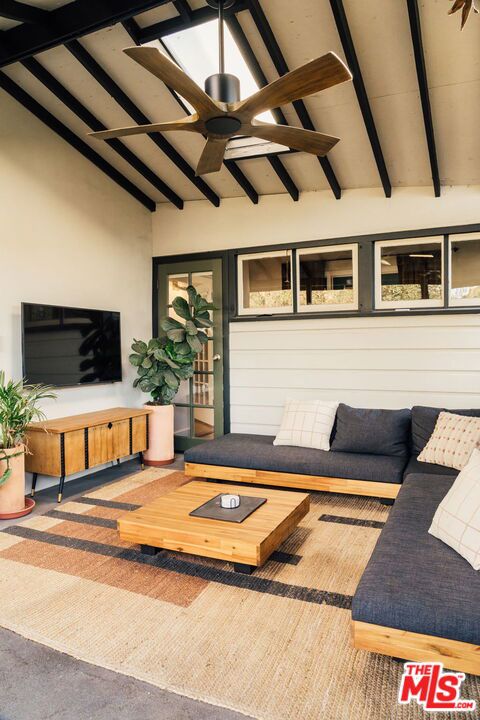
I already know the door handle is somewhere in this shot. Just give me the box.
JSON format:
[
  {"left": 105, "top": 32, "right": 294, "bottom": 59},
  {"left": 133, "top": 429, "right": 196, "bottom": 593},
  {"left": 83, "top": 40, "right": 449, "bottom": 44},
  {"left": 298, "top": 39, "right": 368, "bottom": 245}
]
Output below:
[{"left": 213, "top": 354, "right": 221, "bottom": 361}]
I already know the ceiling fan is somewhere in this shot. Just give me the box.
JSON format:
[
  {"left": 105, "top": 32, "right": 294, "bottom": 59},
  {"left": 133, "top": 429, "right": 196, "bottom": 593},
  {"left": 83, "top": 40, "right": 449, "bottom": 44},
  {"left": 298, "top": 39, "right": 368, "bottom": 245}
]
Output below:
[{"left": 90, "top": 0, "right": 352, "bottom": 176}]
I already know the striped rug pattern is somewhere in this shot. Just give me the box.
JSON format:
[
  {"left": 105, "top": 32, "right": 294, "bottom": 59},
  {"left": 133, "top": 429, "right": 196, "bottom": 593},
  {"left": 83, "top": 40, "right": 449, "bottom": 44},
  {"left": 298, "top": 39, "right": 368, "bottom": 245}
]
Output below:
[{"left": 0, "top": 467, "right": 478, "bottom": 719}]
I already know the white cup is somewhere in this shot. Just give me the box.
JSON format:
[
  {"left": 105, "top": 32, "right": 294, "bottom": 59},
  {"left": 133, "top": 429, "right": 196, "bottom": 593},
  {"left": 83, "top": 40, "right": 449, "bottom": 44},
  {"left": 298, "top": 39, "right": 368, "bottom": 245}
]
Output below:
[{"left": 220, "top": 494, "right": 241, "bottom": 509}]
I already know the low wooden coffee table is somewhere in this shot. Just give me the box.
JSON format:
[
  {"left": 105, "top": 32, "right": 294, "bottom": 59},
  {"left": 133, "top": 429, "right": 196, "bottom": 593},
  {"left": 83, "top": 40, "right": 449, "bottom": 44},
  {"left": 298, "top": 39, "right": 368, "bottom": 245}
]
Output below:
[{"left": 117, "top": 480, "right": 310, "bottom": 574}]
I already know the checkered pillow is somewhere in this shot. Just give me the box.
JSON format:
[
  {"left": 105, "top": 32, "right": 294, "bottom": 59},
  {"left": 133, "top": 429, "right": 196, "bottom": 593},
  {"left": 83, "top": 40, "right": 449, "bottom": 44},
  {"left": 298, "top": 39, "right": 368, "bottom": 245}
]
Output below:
[
  {"left": 429, "top": 448, "right": 480, "bottom": 570},
  {"left": 273, "top": 399, "right": 339, "bottom": 451},
  {"left": 418, "top": 411, "right": 480, "bottom": 470}
]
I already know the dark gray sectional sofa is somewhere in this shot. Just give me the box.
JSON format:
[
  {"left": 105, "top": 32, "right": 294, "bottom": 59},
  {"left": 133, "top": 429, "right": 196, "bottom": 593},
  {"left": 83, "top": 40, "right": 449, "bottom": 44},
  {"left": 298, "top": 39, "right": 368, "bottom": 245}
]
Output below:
[{"left": 185, "top": 404, "right": 480, "bottom": 675}]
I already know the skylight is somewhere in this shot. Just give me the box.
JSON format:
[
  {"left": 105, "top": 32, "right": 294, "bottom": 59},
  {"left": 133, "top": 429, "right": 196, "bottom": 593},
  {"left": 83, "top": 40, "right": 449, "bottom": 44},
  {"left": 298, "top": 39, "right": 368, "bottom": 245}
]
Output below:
[{"left": 160, "top": 19, "right": 275, "bottom": 124}]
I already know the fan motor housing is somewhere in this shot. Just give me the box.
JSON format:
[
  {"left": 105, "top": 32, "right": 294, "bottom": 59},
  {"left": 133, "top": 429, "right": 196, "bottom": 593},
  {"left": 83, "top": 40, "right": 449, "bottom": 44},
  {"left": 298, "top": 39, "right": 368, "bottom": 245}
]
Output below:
[{"left": 205, "top": 73, "right": 240, "bottom": 104}]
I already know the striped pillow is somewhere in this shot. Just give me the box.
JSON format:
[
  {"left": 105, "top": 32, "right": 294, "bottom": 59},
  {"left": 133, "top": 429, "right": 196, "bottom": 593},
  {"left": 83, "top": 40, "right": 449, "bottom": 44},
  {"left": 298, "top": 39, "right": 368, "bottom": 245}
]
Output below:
[
  {"left": 418, "top": 411, "right": 480, "bottom": 470},
  {"left": 429, "top": 448, "right": 480, "bottom": 570},
  {"left": 273, "top": 399, "right": 339, "bottom": 451}
]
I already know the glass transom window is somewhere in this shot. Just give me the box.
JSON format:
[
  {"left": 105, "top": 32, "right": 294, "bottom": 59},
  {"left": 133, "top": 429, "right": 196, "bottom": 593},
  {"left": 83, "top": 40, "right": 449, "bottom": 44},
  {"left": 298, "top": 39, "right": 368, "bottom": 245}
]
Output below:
[
  {"left": 297, "top": 244, "right": 358, "bottom": 312},
  {"left": 375, "top": 237, "right": 444, "bottom": 309},
  {"left": 449, "top": 234, "right": 480, "bottom": 306},
  {"left": 238, "top": 250, "right": 293, "bottom": 315}
]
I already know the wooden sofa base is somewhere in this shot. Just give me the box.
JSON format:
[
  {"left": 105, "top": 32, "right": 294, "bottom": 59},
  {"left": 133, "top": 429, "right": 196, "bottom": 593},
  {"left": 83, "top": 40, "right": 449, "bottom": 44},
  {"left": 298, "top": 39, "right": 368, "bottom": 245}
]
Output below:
[
  {"left": 352, "top": 621, "right": 480, "bottom": 676},
  {"left": 184, "top": 462, "right": 401, "bottom": 500}
]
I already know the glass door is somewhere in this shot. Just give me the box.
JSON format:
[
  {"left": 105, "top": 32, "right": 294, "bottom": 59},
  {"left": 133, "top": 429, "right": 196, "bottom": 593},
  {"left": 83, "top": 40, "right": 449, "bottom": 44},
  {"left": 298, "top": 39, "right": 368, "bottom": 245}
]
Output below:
[{"left": 157, "top": 259, "right": 223, "bottom": 452}]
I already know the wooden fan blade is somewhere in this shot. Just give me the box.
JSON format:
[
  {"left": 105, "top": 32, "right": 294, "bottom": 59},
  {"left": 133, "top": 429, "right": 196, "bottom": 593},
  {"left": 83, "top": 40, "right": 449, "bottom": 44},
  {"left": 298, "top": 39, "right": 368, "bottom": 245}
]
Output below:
[
  {"left": 238, "top": 52, "right": 352, "bottom": 119},
  {"left": 124, "top": 46, "right": 221, "bottom": 117},
  {"left": 90, "top": 116, "right": 199, "bottom": 141},
  {"left": 196, "top": 138, "right": 228, "bottom": 175},
  {"left": 249, "top": 121, "right": 339, "bottom": 156}
]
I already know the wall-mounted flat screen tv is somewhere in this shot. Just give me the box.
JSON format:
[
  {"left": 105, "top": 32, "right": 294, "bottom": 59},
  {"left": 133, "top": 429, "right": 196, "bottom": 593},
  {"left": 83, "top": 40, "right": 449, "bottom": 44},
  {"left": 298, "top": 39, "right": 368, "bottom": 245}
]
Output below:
[{"left": 22, "top": 302, "right": 122, "bottom": 387}]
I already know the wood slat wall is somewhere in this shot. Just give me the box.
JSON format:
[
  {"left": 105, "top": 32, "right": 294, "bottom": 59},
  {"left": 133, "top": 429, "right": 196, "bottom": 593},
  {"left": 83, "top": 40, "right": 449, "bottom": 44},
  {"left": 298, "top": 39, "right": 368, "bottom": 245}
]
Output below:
[{"left": 229, "top": 315, "right": 480, "bottom": 436}]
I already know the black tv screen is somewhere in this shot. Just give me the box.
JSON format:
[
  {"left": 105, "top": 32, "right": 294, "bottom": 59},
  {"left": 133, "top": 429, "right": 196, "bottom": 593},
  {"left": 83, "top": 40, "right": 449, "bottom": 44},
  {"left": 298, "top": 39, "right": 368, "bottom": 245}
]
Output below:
[{"left": 22, "top": 303, "right": 122, "bottom": 387}]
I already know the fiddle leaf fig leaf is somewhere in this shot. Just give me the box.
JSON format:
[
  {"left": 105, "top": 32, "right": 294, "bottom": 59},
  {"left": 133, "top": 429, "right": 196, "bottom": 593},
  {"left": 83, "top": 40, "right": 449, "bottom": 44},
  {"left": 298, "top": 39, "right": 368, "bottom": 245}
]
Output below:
[
  {"left": 166, "top": 328, "right": 185, "bottom": 343},
  {"left": 172, "top": 296, "right": 191, "bottom": 320},
  {"left": 132, "top": 340, "right": 147, "bottom": 354},
  {"left": 198, "top": 331, "right": 208, "bottom": 345},
  {"left": 185, "top": 320, "right": 198, "bottom": 336},
  {"left": 187, "top": 334, "right": 202, "bottom": 353},
  {"left": 160, "top": 317, "right": 183, "bottom": 332},
  {"left": 163, "top": 368, "right": 179, "bottom": 390},
  {"left": 129, "top": 353, "right": 143, "bottom": 367},
  {"left": 141, "top": 356, "right": 152, "bottom": 369}
]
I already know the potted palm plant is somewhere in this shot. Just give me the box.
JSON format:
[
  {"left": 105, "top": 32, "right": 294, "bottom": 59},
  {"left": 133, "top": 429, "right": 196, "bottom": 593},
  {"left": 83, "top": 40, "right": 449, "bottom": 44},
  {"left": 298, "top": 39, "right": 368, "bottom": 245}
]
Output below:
[
  {"left": 0, "top": 371, "right": 56, "bottom": 518},
  {"left": 129, "top": 285, "right": 214, "bottom": 465}
]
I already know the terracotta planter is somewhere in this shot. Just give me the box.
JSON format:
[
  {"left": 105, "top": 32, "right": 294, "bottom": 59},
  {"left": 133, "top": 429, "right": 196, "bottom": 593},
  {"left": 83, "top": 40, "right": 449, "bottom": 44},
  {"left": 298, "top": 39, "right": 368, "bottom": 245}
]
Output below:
[
  {"left": 0, "top": 445, "right": 31, "bottom": 517},
  {"left": 143, "top": 404, "right": 174, "bottom": 466}
]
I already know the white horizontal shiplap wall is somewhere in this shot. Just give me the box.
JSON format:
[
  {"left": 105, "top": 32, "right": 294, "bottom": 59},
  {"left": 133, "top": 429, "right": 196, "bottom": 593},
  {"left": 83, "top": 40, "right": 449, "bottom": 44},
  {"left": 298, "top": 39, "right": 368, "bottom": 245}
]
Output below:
[{"left": 229, "top": 315, "right": 480, "bottom": 436}]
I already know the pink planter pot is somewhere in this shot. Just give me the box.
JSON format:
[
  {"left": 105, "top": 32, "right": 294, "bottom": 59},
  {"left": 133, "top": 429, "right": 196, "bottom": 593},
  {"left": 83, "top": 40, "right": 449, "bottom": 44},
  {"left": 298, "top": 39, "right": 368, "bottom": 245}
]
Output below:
[
  {"left": 143, "top": 404, "right": 175, "bottom": 466},
  {"left": 0, "top": 445, "right": 31, "bottom": 518}
]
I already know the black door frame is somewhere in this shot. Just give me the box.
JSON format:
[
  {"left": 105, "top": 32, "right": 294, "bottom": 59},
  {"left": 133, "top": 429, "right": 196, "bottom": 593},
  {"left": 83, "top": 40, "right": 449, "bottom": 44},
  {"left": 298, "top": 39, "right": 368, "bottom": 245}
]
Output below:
[{"left": 152, "top": 251, "right": 231, "bottom": 435}]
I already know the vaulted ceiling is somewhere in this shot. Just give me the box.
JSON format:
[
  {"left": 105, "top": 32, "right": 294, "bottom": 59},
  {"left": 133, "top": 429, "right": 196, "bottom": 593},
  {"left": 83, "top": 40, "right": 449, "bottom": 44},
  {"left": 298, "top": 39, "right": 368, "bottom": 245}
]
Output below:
[{"left": 0, "top": 0, "right": 479, "bottom": 211}]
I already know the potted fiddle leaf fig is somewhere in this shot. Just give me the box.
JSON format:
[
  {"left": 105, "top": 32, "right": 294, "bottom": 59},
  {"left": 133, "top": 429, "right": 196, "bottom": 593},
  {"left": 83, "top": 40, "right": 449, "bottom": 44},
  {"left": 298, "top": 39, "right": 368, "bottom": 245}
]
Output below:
[
  {"left": 0, "top": 371, "right": 56, "bottom": 518},
  {"left": 129, "top": 285, "right": 214, "bottom": 465}
]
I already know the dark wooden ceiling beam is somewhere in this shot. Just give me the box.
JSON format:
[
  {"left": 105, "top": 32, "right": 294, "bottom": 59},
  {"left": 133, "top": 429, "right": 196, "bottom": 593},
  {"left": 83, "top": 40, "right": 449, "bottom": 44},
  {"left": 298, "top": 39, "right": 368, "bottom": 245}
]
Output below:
[
  {"left": 21, "top": 56, "right": 183, "bottom": 209},
  {"left": 173, "top": 0, "right": 192, "bottom": 23},
  {"left": 0, "top": 0, "right": 172, "bottom": 68},
  {"left": 123, "top": 16, "right": 258, "bottom": 205},
  {"left": 406, "top": 0, "right": 441, "bottom": 197},
  {"left": 0, "top": 71, "right": 155, "bottom": 211},
  {"left": 328, "top": 0, "right": 391, "bottom": 198},
  {"left": 137, "top": 1, "right": 247, "bottom": 42},
  {"left": 0, "top": 0, "right": 47, "bottom": 23},
  {"left": 66, "top": 39, "right": 220, "bottom": 207},
  {"left": 246, "top": 0, "right": 341, "bottom": 199},
  {"left": 227, "top": 14, "right": 298, "bottom": 201}
]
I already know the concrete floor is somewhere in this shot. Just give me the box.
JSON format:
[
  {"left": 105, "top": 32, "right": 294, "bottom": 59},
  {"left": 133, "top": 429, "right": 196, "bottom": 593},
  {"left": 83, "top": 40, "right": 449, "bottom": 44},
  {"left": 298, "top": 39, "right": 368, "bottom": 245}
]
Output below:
[{"left": 0, "top": 458, "right": 251, "bottom": 720}]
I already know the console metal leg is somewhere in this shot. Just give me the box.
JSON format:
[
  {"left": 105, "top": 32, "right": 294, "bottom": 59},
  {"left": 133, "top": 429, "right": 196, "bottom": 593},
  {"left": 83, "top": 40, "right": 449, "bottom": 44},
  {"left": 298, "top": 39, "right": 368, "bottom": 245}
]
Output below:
[
  {"left": 57, "top": 476, "right": 65, "bottom": 503},
  {"left": 233, "top": 563, "right": 255, "bottom": 575},
  {"left": 139, "top": 452, "right": 145, "bottom": 471},
  {"left": 31, "top": 473, "right": 38, "bottom": 497},
  {"left": 140, "top": 544, "right": 160, "bottom": 556}
]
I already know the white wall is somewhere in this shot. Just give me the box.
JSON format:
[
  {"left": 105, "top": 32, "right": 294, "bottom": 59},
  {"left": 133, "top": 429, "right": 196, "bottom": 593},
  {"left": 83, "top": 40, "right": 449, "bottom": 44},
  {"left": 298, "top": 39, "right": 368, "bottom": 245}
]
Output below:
[
  {"left": 230, "top": 315, "right": 480, "bottom": 435},
  {"left": 153, "top": 188, "right": 480, "bottom": 436},
  {"left": 0, "top": 92, "right": 153, "bottom": 491},
  {"left": 152, "top": 186, "right": 480, "bottom": 256}
]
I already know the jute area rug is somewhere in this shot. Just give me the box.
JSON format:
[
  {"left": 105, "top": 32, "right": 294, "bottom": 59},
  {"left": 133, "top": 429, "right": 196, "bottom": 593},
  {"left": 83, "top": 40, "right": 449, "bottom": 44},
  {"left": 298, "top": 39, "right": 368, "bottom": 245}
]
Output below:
[{"left": 0, "top": 467, "right": 478, "bottom": 720}]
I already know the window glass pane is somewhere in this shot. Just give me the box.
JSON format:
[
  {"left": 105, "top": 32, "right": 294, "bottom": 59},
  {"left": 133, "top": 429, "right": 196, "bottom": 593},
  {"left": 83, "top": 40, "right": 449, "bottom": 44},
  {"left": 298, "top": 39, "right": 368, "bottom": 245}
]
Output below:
[
  {"left": 194, "top": 339, "right": 213, "bottom": 372},
  {"left": 451, "top": 238, "right": 480, "bottom": 302},
  {"left": 194, "top": 408, "right": 214, "bottom": 440},
  {"left": 298, "top": 247, "right": 355, "bottom": 309},
  {"left": 174, "top": 406, "right": 190, "bottom": 437},
  {"left": 241, "top": 253, "right": 292, "bottom": 311},
  {"left": 193, "top": 373, "right": 213, "bottom": 406},
  {"left": 168, "top": 274, "right": 189, "bottom": 304},
  {"left": 176, "top": 380, "right": 190, "bottom": 404},
  {"left": 191, "top": 271, "right": 213, "bottom": 302},
  {"left": 379, "top": 242, "right": 442, "bottom": 302}
]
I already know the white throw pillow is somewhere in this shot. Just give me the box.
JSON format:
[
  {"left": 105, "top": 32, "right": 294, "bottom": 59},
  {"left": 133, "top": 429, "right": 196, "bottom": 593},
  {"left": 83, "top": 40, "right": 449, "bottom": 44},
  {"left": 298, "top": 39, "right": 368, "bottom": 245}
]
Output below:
[
  {"left": 429, "top": 448, "right": 480, "bottom": 570},
  {"left": 273, "top": 399, "right": 339, "bottom": 451},
  {"left": 418, "top": 411, "right": 480, "bottom": 470}
]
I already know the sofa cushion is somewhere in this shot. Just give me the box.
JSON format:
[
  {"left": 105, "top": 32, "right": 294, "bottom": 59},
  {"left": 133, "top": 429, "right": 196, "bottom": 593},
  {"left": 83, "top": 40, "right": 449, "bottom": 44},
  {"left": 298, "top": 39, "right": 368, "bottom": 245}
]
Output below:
[
  {"left": 273, "top": 399, "right": 339, "bottom": 451},
  {"left": 411, "top": 405, "right": 480, "bottom": 455},
  {"left": 418, "top": 411, "right": 480, "bottom": 471},
  {"left": 184, "top": 433, "right": 406, "bottom": 484},
  {"left": 403, "top": 456, "right": 458, "bottom": 479},
  {"left": 429, "top": 448, "right": 480, "bottom": 571},
  {"left": 352, "top": 473, "right": 480, "bottom": 645},
  {"left": 330, "top": 404, "right": 410, "bottom": 457}
]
